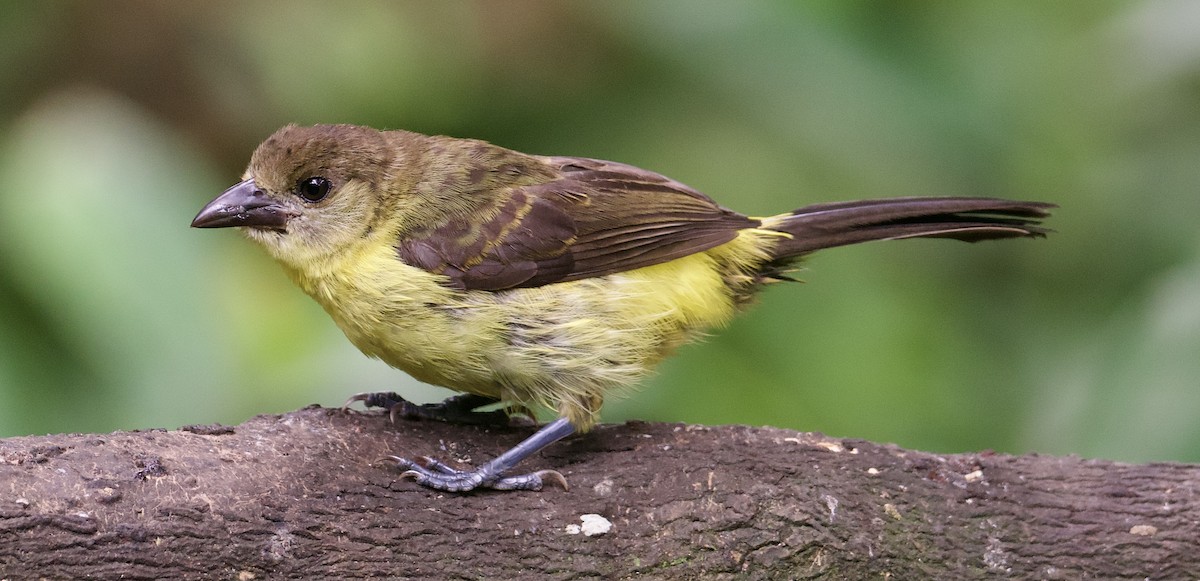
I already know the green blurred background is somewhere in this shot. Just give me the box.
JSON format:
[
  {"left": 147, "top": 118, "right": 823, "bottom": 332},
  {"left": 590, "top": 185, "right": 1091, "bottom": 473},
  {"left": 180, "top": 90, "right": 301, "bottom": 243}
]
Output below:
[{"left": 1, "top": 1, "right": 1198, "bottom": 463}]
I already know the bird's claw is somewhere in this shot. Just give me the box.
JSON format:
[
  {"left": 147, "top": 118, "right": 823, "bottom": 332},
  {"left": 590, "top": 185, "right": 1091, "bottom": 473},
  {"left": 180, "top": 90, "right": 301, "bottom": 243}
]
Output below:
[
  {"left": 344, "top": 391, "right": 525, "bottom": 427},
  {"left": 390, "top": 455, "right": 568, "bottom": 492},
  {"left": 342, "top": 391, "right": 407, "bottom": 413}
]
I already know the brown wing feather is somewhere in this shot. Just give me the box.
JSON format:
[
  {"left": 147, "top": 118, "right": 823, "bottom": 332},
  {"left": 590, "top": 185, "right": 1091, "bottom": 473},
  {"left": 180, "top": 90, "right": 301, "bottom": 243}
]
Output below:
[{"left": 396, "top": 156, "right": 757, "bottom": 291}]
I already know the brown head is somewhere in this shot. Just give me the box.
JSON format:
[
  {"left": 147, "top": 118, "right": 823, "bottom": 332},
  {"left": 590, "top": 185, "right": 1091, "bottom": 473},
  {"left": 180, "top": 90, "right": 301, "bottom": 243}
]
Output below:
[{"left": 191, "top": 124, "right": 428, "bottom": 271}]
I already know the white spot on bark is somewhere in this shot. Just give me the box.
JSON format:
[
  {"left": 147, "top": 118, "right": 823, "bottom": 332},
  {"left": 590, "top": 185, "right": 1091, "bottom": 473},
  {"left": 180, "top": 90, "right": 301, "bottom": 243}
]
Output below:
[
  {"left": 983, "top": 537, "right": 1011, "bottom": 572},
  {"left": 593, "top": 478, "right": 614, "bottom": 497},
  {"left": 1129, "top": 524, "right": 1158, "bottom": 536},
  {"left": 820, "top": 494, "right": 839, "bottom": 522},
  {"left": 581, "top": 514, "right": 612, "bottom": 536}
]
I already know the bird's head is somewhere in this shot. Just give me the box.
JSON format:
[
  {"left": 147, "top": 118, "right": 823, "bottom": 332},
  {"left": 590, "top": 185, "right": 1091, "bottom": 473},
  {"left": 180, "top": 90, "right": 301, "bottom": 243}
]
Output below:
[{"left": 191, "top": 124, "right": 423, "bottom": 273}]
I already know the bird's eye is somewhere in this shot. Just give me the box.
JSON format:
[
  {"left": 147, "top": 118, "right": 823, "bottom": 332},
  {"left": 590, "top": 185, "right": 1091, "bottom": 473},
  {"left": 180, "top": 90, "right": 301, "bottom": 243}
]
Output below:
[{"left": 296, "top": 176, "right": 331, "bottom": 202}]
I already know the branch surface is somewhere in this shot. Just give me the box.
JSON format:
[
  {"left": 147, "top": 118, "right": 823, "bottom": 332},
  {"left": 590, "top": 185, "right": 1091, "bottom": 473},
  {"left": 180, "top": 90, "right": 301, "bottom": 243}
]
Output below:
[{"left": 1, "top": 406, "right": 1197, "bottom": 579}]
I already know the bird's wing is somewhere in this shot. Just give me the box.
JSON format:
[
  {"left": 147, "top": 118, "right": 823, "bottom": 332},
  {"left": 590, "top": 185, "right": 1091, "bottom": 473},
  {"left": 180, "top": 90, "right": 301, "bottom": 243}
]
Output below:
[{"left": 396, "top": 156, "right": 758, "bottom": 291}]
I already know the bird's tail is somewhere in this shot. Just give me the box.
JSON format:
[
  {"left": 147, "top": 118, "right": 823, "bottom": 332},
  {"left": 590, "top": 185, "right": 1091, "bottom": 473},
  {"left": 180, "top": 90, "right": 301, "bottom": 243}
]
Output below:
[{"left": 761, "top": 196, "right": 1055, "bottom": 261}]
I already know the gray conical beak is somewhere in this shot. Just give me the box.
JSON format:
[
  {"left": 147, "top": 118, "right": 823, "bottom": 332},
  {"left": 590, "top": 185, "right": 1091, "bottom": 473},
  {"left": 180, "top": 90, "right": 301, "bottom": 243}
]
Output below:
[{"left": 191, "top": 179, "right": 291, "bottom": 230}]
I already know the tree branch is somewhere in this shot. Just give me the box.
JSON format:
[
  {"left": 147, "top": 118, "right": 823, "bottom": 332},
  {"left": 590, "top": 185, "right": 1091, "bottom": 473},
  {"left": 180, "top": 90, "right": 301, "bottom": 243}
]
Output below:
[{"left": 1, "top": 406, "right": 1197, "bottom": 579}]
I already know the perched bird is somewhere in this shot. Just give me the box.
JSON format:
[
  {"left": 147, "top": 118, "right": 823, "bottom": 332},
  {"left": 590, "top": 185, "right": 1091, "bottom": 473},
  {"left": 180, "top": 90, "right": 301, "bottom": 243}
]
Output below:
[{"left": 192, "top": 124, "right": 1053, "bottom": 492}]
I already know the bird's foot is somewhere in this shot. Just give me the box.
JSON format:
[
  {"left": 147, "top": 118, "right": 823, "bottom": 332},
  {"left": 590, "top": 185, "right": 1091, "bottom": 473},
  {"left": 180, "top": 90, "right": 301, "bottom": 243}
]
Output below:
[
  {"left": 344, "top": 392, "right": 523, "bottom": 427},
  {"left": 388, "top": 417, "right": 576, "bottom": 493},
  {"left": 390, "top": 455, "right": 568, "bottom": 492},
  {"left": 342, "top": 390, "right": 409, "bottom": 413}
]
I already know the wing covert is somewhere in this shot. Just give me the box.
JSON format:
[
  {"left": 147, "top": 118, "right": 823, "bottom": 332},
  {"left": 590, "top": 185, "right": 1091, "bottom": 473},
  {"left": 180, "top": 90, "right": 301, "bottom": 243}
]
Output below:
[{"left": 396, "top": 156, "right": 758, "bottom": 291}]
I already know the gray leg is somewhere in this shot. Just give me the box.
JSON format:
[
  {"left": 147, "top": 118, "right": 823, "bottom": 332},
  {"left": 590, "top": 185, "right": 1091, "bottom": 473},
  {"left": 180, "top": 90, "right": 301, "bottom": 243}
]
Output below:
[{"left": 391, "top": 417, "right": 575, "bottom": 492}]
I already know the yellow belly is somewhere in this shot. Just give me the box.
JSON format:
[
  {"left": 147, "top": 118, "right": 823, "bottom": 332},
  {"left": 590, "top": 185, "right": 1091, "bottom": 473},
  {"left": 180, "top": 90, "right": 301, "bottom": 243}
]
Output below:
[{"left": 286, "top": 229, "right": 777, "bottom": 429}]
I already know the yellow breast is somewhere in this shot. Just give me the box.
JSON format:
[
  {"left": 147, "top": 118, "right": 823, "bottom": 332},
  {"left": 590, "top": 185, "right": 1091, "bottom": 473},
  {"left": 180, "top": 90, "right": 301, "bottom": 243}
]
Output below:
[{"left": 283, "top": 228, "right": 778, "bottom": 429}]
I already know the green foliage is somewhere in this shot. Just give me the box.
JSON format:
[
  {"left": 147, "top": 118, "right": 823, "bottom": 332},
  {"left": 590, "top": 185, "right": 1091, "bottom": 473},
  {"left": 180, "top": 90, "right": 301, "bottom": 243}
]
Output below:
[{"left": 1, "top": 1, "right": 1197, "bottom": 462}]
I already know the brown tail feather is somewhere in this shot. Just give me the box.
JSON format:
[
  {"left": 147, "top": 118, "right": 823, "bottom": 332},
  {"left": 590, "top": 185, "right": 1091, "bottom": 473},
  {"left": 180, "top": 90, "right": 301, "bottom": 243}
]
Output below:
[{"left": 765, "top": 196, "right": 1054, "bottom": 260}]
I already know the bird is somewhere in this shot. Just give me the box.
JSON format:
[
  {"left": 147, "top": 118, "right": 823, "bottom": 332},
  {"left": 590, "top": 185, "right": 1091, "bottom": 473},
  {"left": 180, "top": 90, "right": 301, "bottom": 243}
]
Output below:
[{"left": 192, "top": 123, "right": 1053, "bottom": 492}]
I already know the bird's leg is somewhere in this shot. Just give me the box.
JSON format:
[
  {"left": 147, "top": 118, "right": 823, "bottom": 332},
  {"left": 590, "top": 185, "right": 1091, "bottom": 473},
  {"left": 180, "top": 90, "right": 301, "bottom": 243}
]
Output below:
[
  {"left": 391, "top": 417, "right": 574, "bottom": 492},
  {"left": 343, "top": 392, "right": 519, "bottom": 427}
]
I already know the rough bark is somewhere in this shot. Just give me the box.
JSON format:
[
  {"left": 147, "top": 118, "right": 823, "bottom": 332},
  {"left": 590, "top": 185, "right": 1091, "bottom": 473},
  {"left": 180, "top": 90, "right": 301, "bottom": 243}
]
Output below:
[{"left": 0, "top": 406, "right": 1196, "bottom": 580}]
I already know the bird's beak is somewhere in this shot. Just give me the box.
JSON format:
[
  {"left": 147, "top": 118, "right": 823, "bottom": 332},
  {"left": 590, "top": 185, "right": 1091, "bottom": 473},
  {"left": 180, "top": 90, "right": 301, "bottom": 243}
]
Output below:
[{"left": 191, "top": 179, "right": 291, "bottom": 230}]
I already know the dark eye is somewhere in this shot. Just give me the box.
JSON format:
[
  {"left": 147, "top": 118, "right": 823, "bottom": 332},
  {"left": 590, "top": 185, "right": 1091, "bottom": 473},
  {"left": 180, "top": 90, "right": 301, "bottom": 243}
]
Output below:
[{"left": 296, "top": 176, "right": 331, "bottom": 202}]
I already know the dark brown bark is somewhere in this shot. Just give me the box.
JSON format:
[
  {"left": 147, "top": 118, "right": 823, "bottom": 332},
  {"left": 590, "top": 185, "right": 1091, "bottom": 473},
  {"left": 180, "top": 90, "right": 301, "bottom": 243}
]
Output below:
[{"left": 0, "top": 406, "right": 1196, "bottom": 580}]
